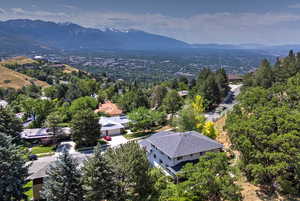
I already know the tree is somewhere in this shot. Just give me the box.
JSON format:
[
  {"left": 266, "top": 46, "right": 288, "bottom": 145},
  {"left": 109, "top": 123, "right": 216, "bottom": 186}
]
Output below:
[
  {"left": 41, "top": 151, "right": 83, "bottom": 201},
  {"left": 150, "top": 85, "right": 167, "bottom": 108},
  {"left": 0, "top": 107, "right": 23, "bottom": 144},
  {"left": 69, "top": 96, "right": 98, "bottom": 115},
  {"left": 203, "top": 121, "right": 217, "bottom": 139},
  {"left": 174, "top": 95, "right": 206, "bottom": 133},
  {"left": 162, "top": 90, "right": 183, "bottom": 115},
  {"left": 0, "top": 133, "right": 30, "bottom": 201},
  {"left": 254, "top": 59, "right": 274, "bottom": 88},
  {"left": 199, "top": 75, "right": 221, "bottom": 110},
  {"left": 71, "top": 109, "right": 100, "bottom": 148},
  {"left": 82, "top": 145, "right": 124, "bottom": 201},
  {"left": 161, "top": 152, "right": 242, "bottom": 201},
  {"left": 117, "top": 89, "right": 149, "bottom": 113},
  {"left": 215, "top": 68, "right": 230, "bottom": 98},
  {"left": 105, "top": 141, "right": 155, "bottom": 201},
  {"left": 44, "top": 111, "right": 63, "bottom": 142},
  {"left": 128, "top": 107, "right": 166, "bottom": 132}
]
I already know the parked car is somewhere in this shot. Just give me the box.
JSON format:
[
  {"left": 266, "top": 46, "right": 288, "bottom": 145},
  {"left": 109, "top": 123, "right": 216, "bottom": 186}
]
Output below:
[
  {"left": 103, "top": 136, "right": 112, "bottom": 141},
  {"left": 28, "top": 154, "right": 38, "bottom": 161}
]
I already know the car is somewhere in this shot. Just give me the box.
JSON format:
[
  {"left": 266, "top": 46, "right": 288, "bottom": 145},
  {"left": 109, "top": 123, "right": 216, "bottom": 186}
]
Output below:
[
  {"left": 28, "top": 154, "right": 38, "bottom": 161},
  {"left": 103, "top": 136, "right": 112, "bottom": 141}
]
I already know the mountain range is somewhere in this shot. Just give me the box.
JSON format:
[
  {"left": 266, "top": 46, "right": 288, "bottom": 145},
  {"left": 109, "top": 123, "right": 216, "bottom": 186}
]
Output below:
[
  {"left": 0, "top": 19, "right": 300, "bottom": 54},
  {"left": 0, "top": 19, "right": 189, "bottom": 52}
]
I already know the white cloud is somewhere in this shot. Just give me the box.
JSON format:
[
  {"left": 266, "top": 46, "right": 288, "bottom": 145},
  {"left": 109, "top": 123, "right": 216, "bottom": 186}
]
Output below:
[
  {"left": 288, "top": 3, "right": 300, "bottom": 8},
  {"left": 1, "top": 8, "right": 300, "bottom": 44}
]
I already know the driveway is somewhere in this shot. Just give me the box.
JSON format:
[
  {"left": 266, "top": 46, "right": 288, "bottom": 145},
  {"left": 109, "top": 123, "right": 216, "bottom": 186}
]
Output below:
[
  {"left": 108, "top": 135, "right": 128, "bottom": 147},
  {"left": 55, "top": 141, "right": 77, "bottom": 156}
]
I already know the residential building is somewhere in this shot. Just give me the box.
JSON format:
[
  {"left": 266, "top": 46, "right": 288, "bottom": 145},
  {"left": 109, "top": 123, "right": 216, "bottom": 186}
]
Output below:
[
  {"left": 0, "top": 100, "right": 8, "bottom": 108},
  {"left": 139, "top": 131, "right": 223, "bottom": 176},
  {"left": 95, "top": 101, "right": 123, "bottom": 116},
  {"left": 21, "top": 127, "right": 71, "bottom": 141},
  {"left": 99, "top": 116, "right": 130, "bottom": 136},
  {"left": 28, "top": 155, "right": 88, "bottom": 201}
]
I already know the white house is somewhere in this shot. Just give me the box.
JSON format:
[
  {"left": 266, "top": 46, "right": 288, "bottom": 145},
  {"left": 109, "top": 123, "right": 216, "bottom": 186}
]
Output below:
[
  {"left": 99, "top": 116, "right": 130, "bottom": 136},
  {"left": 139, "top": 131, "right": 223, "bottom": 176},
  {"left": 0, "top": 100, "right": 8, "bottom": 108}
]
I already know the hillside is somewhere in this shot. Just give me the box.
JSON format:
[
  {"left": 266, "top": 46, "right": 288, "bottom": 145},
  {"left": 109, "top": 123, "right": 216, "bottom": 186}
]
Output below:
[
  {"left": 0, "top": 56, "right": 38, "bottom": 66},
  {"left": 0, "top": 19, "right": 189, "bottom": 52},
  {"left": 0, "top": 65, "right": 49, "bottom": 89}
]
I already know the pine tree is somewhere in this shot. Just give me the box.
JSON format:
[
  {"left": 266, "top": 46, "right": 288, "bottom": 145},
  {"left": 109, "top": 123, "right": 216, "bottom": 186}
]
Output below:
[
  {"left": 254, "top": 59, "right": 274, "bottom": 88},
  {"left": 0, "top": 107, "right": 23, "bottom": 144},
  {"left": 82, "top": 145, "right": 124, "bottom": 201},
  {"left": 71, "top": 109, "right": 100, "bottom": 148},
  {"left": 0, "top": 133, "right": 29, "bottom": 201},
  {"left": 105, "top": 141, "right": 155, "bottom": 201},
  {"left": 41, "top": 151, "right": 83, "bottom": 201}
]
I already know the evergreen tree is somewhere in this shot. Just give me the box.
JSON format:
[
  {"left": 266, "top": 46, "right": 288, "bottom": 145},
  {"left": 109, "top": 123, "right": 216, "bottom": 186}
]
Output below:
[
  {"left": 41, "top": 151, "right": 83, "bottom": 201},
  {"left": 0, "top": 133, "right": 29, "bottom": 201},
  {"left": 254, "top": 59, "right": 274, "bottom": 88},
  {"left": 105, "top": 141, "right": 155, "bottom": 201},
  {"left": 71, "top": 109, "right": 100, "bottom": 148},
  {"left": 215, "top": 68, "right": 230, "bottom": 98},
  {"left": 162, "top": 90, "right": 183, "bottom": 115},
  {"left": 82, "top": 145, "right": 124, "bottom": 201},
  {"left": 44, "top": 111, "right": 63, "bottom": 142},
  {"left": 200, "top": 75, "right": 221, "bottom": 110},
  {"left": 161, "top": 152, "right": 242, "bottom": 201},
  {"left": 150, "top": 85, "right": 167, "bottom": 108},
  {"left": 0, "top": 107, "right": 23, "bottom": 144}
]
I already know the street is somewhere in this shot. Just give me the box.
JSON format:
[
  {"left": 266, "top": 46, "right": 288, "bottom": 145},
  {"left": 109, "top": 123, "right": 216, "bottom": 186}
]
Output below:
[{"left": 205, "top": 84, "right": 242, "bottom": 122}]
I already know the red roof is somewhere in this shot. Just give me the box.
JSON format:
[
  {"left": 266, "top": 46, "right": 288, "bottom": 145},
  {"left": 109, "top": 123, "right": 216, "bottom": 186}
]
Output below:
[{"left": 95, "top": 101, "right": 123, "bottom": 116}]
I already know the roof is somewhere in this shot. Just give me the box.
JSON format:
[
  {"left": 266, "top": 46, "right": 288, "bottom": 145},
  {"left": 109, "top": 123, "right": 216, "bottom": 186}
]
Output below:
[
  {"left": 21, "top": 127, "right": 71, "bottom": 139},
  {"left": 99, "top": 116, "right": 130, "bottom": 125},
  {"left": 0, "top": 100, "right": 8, "bottom": 108},
  {"left": 140, "top": 131, "right": 223, "bottom": 158},
  {"left": 228, "top": 74, "right": 243, "bottom": 81},
  {"left": 95, "top": 101, "right": 123, "bottom": 116},
  {"left": 28, "top": 154, "right": 90, "bottom": 180},
  {"left": 101, "top": 123, "right": 124, "bottom": 131}
]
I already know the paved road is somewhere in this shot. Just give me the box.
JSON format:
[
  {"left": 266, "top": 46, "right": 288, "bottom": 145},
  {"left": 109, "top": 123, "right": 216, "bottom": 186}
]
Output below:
[{"left": 205, "top": 84, "right": 242, "bottom": 122}]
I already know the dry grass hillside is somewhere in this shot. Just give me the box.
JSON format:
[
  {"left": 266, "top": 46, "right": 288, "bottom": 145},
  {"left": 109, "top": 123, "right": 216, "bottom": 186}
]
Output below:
[
  {"left": 0, "top": 56, "right": 38, "bottom": 66},
  {"left": 0, "top": 65, "right": 49, "bottom": 89},
  {"left": 63, "top": 64, "right": 79, "bottom": 73}
]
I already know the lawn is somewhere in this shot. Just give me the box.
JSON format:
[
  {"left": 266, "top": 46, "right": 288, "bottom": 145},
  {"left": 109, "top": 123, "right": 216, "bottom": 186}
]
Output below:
[
  {"left": 124, "top": 131, "right": 151, "bottom": 140},
  {"left": 24, "top": 181, "right": 33, "bottom": 200},
  {"left": 31, "top": 145, "right": 55, "bottom": 155}
]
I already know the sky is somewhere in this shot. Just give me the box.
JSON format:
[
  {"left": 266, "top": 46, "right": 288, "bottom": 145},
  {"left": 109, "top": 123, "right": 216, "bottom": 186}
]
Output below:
[{"left": 1, "top": 0, "right": 300, "bottom": 45}]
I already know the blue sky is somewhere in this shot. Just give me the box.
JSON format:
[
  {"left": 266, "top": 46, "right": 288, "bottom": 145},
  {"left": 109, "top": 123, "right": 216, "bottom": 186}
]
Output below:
[{"left": 1, "top": 0, "right": 300, "bottom": 44}]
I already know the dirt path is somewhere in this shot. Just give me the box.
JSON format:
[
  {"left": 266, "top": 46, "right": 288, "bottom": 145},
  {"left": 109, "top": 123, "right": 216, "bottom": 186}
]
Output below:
[{"left": 214, "top": 116, "right": 279, "bottom": 201}]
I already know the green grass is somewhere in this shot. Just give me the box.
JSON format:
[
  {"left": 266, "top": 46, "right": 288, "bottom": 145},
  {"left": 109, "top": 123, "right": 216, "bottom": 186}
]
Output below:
[
  {"left": 124, "top": 131, "right": 151, "bottom": 140},
  {"left": 31, "top": 145, "right": 55, "bottom": 155},
  {"left": 24, "top": 181, "right": 33, "bottom": 200}
]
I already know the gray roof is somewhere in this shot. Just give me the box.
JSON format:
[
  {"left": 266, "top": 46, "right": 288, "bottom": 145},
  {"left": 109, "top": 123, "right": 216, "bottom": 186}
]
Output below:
[
  {"left": 28, "top": 155, "right": 89, "bottom": 180},
  {"left": 140, "top": 131, "right": 223, "bottom": 158},
  {"left": 101, "top": 123, "right": 124, "bottom": 131},
  {"left": 99, "top": 116, "right": 130, "bottom": 125}
]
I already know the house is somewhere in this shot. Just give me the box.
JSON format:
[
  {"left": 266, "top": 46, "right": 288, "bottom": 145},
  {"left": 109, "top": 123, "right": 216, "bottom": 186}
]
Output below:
[
  {"left": 228, "top": 74, "right": 243, "bottom": 83},
  {"left": 28, "top": 155, "right": 88, "bottom": 201},
  {"left": 0, "top": 100, "right": 8, "bottom": 108},
  {"left": 95, "top": 101, "right": 123, "bottom": 116},
  {"left": 21, "top": 127, "right": 71, "bottom": 142},
  {"left": 139, "top": 131, "right": 223, "bottom": 176},
  {"left": 178, "top": 90, "right": 189, "bottom": 97},
  {"left": 99, "top": 116, "right": 130, "bottom": 136}
]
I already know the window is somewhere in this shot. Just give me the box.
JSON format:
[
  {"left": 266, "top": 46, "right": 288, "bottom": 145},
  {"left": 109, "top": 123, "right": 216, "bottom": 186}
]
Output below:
[
  {"left": 159, "top": 159, "right": 163, "bottom": 164},
  {"left": 190, "top": 154, "right": 193, "bottom": 157},
  {"left": 153, "top": 154, "right": 156, "bottom": 158},
  {"left": 167, "top": 156, "right": 171, "bottom": 160},
  {"left": 177, "top": 156, "right": 183, "bottom": 160}
]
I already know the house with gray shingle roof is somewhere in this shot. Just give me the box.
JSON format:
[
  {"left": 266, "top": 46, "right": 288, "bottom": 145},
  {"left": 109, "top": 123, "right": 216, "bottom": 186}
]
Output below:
[{"left": 139, "top": 131, "right": 223, "bottom": 176}]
